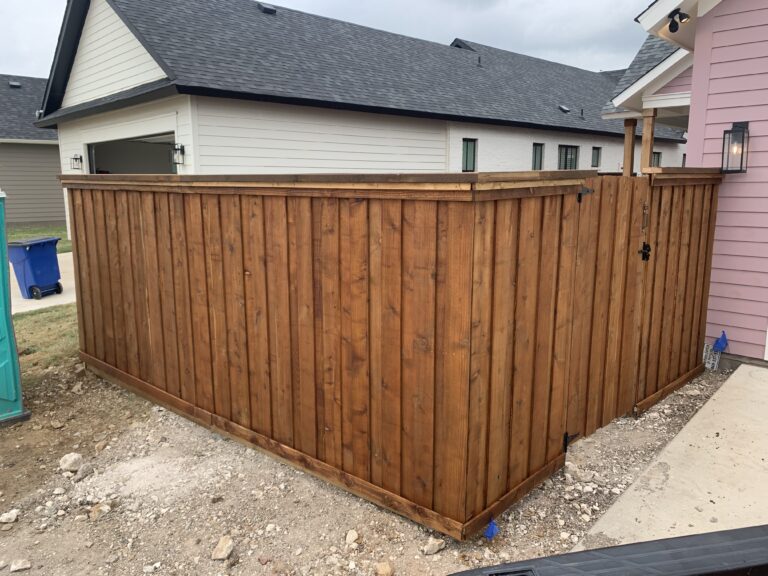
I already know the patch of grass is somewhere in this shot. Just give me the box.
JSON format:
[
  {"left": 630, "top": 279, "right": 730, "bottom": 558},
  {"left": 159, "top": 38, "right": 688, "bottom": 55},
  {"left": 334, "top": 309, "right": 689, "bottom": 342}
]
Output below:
[
  {"left": 7, "top": 223, "right": 71, "bottom": 253},
  {"left": 13, "top": 303, "right": 79, "bottom": 389}
]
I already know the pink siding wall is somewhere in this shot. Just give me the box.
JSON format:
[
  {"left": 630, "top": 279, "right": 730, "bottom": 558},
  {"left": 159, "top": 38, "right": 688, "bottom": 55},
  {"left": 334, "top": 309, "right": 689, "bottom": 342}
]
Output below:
[
  {"left": 687, "top": 0, "right": 768, "bottom": 360},
  {"left": 656, "top": 65, "right": 694, "bottom": 94}
]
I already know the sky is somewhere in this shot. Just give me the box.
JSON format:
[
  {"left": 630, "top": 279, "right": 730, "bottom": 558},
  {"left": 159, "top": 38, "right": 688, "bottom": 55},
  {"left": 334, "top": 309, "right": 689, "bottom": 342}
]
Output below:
[{"left": 0, "top": 0, "right": 649, "bottom": 79}]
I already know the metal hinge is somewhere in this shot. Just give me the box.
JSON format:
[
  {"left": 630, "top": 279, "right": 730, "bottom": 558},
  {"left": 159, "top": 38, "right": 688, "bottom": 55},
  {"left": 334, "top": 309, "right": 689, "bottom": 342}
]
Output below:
[
  {"left": 563, "top": 432, "right": 580, "bottom": 453},
  {"left": 577, "top": 186, "right": 594, "bottom": 204},
  {"left": 639, "top": 242, "right": 652, "bottom": 261}
]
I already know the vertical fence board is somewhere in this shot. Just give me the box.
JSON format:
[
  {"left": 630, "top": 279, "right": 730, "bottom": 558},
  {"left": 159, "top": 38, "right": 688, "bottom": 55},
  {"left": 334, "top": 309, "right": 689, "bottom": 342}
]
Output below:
[
  {"left": 71, "top": 191, "right": 95, "bottom": 357},
  {"left": 669, "top": 187, "right": 694, "bottom": 381},
  {"left": 586, "top": 178, "right": 616, "bottom": 434},
  {"left": 83, "top": 190, "right": 105, "bottom": 362},
  {"left": 401, "top": 200, "right": 437, "bottom": 509},
  {"left": 264, "top": 197, "right": 294, "bottom": 446},
  {"left": 185, "top": 194, "right": 215, "bottom": 413},
  {"left": 548, "top": 193, "right": 579, "bottom": 461},
  {"left": 92, "top": 191, "right": 116, "bottom": 367},
  {"left": 67, "top": 191, "right": 86, "bottom": 353},
  {"left": 221, "top": 195, "right": 250, "bottom": 428},
  {"left": 529, "top": 195, "right": 561, "bottom": 473},
  {"left": 140, "top": 193, "right": 166, "bottom": 390},
  {"left": 128, "top": 193, "right": 151, "bottom": 383},
  {"left": 155, "top": 193, "right": 181, "bottom": 398},
  {"left": 103, "top": 191, "right": 127, "bottom": 373},
  {"left": 434, "top": 202, "right": 473, "bottom": 521},
  {"left": 637, "top": 184, "right": 662, "bottom": 401},
  {"left": 690, "top": 186, "right": 714, "bottom": 369},
  {"left": 242, "top": 196, "right": 272, "bottom": 435},
  {"left": 509, "top": 196, "right": 543, "bottom": 488},
  {"left": 169, "top": 194, "right": 196, "bottom": 404},
  {"left": 680, "top": 188, "right": 704, "bottom": 375},
  {"left": 486, "top": 199, "right": 518, "bottom": 505},
  {"left": 465, "top": 201, "right": 494, "bottom": 518}
]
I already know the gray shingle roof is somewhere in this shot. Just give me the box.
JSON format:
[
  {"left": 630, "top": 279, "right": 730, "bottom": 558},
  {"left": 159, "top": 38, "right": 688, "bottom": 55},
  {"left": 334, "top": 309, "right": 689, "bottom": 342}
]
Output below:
[
  {"left": 603, "top": 35, "right": 680, "bottom": 116},
  {"left": 44, "top": 0, "right": 684, "bottom": 141},
  {"left": 0, "top": 75, "right": 57, "bottom": 141}
]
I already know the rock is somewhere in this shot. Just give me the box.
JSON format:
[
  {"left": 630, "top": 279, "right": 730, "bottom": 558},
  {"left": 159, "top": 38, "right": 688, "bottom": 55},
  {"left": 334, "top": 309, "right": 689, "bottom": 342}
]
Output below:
[
  {"left": 105, "top": 554, "right": 119, "bottom": 564},
  {"left": 686, "top": 389, "right": 701, "bottom": 397},
  {"left": 0, "top": 561, "right": 5, "bottom": 570},
  {"left": 610, "top": 488, "right": 622, "bottom": 495},
  {"left": 53, "top": 488, "right": 66, "bottom": 496},
  {"left": 345, "top": 529, "right": 359, "bottom": 545},
  {"left": 0, "top": 509, "right": 20, "bottom": 523},
  {"left": 74, "top": 363, "right": 87, "bottom": 377},
  {"left": 71, "top": 382, "right": 84, "bottom": 395},
  {"left": 9, "top": 559, "right": 31, "bottom": 573},
  {"left": 375, "top": 560, "right": 395, "bottom": 576},
  {"left": 560, "top": 532, "right": 571, "bottom": 541},
  {"left": 73, "top": 463, "right": 94, "bottom": 483},
  {"left": 59, "top": 453, "right": 83, "bottom": 473},
  {"left": 421, "top": 536, "right": 445, "bottom": 556},
  {"left": 94, "top": 440, "right": 108, "bottom": 453},
  {"left": 271, "top": 560, "right": 291, "bottom": 575},
  {"left": 89, "top": 502, "right": 111, "bottom": 521},
  {"left": 142, "top": 562, "right": 161, "bottom": 573},
  {"left": 50, "top": 420, "right": 65, "bottom": 430},
  {"left": 211, "top": 535, "right": 234, "bottom": 561}
]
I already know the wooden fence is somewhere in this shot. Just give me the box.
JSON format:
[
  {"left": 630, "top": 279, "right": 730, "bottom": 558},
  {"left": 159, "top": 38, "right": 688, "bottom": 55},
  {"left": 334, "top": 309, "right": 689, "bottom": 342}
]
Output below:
[{"left": 61, "top": 169, "right": 720, "bottom": 540}]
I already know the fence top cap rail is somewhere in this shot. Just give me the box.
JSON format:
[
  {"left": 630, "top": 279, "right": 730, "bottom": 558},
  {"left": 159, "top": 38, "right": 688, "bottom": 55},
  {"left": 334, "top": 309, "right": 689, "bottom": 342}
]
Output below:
[
  {"left": 60, "top": 170, "right": 598, "bottom": 187},
  {"left": 644, "top": 167, "right": 722, "bottom": 175}
]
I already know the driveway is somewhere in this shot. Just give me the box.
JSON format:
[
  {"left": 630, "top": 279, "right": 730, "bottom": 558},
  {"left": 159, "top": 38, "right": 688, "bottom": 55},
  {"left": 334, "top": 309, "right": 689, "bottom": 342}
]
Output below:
[
  {"left": 577, "top": 364, "right": 768, "bottom": 550},
  {"left": 9, "top": 251, "right": 76, "bottom": 314}
]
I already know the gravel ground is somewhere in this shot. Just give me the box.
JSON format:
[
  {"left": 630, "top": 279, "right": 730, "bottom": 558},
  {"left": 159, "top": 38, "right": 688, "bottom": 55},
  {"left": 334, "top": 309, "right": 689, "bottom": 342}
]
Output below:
[{"left": 0, "top": 359, "right": 729, "bottom": 576}]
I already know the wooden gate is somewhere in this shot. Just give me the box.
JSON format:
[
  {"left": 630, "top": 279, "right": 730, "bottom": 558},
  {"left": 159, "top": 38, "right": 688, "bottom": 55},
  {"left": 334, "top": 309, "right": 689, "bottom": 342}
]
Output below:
[{"left": 566, "top": 171, "right": 720, "bottom": 440}]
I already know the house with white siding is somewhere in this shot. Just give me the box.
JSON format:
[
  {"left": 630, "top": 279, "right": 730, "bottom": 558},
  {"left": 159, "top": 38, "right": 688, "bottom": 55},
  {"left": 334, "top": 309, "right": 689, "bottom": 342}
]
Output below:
[
  {"left": 605, "top": 0, "right": 768, "bottom": 363},
  {"left": 0, "top": 75, "right": 64, "bottom": 224},
  {"left": 37, "top": 0, "right": 686, "bottom": 181}
]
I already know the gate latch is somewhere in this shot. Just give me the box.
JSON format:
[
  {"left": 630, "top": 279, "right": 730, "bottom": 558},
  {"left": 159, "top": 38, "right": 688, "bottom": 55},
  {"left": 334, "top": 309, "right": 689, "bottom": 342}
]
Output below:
[{"left": 639, "top": 242, "right": 652, "bottom": 261}]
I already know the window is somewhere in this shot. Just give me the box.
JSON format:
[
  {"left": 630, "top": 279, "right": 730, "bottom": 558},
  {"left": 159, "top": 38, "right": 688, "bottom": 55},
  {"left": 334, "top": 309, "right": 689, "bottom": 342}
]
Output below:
[
  {"left": 558, "top": 145, "right": 579, "bottom": 170},
  {"left": 652, "top": 151, "right": 662, "bottom": 167},
  {"left": 591, "top": 147, "right": 602, "bottom": 168},
  {"left": 532, "top": 143, "right": 544, "bottom": 170},
  {"left": 462, "top": 139, "right": 477, "bottom": 172}
]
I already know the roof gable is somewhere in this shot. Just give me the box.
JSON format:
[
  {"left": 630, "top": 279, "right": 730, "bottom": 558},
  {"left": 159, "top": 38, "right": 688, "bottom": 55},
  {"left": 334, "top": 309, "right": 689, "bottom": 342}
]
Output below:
[
  {"left": 0, "top": 75, "right": 57, "bottom": 141},
  {"left": 61, "top": 0, "right": 166, "bottom": 108}
]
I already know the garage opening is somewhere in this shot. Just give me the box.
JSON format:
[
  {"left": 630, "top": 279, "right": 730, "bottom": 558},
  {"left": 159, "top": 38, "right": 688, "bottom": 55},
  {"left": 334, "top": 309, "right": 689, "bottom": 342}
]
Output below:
[{"left": 87, "top": 133, "right": 177, "bottom": 175}]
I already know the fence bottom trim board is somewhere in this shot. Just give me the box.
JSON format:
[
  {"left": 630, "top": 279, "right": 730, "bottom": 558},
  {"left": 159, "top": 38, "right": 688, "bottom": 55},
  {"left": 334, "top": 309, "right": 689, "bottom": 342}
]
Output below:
[
  {"left": 635, "top": 365, "right": 705, "bottom": 415},
  {"left": 82, "top": 352, "right": 561, "bottom": 540}
]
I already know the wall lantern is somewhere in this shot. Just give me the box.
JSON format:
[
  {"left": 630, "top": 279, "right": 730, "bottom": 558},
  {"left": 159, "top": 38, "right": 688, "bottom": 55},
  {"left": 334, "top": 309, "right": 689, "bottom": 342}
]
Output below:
[
  {"left": 70, "top": 154, "right": 83, "bottom": 171},
  {"left": 722, "top": 122, "right": 749, "bottom": 174},
  {"left": 668, "top": 8, "right": 690, "bottom": 33},
  {"left": 172, "top": 143, "right": 185, "bottom": 166}
]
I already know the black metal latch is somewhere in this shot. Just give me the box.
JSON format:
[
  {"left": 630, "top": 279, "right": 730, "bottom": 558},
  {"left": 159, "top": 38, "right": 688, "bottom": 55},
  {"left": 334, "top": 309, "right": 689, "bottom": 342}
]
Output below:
[{"left": 639, "top": 242, "right": 652, "bottom": 261}]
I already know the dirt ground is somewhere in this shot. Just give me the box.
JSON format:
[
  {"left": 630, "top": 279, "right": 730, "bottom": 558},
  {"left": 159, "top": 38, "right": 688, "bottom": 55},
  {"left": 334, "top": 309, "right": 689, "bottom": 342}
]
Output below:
[{"left": 0, "top": 305, "right": 730, "bottom": 575}]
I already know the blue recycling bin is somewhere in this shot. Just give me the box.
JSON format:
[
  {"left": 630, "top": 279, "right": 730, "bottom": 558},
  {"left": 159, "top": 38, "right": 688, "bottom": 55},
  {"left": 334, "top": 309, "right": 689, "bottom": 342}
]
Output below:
[{"left": 8, "top": 237, "right": 63, "bottom": 300}]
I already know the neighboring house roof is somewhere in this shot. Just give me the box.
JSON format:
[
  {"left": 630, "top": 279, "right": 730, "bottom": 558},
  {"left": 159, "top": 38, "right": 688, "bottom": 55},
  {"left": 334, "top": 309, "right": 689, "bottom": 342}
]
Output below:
[
  {"left": 39, "top": 0, "right": 685, "bottom": 142},
  {"left": 603, "top": 35, "right": 680, "bottom": 116},
  {"left": 0, "top": 74, "right": 57, "bottom": 142}
]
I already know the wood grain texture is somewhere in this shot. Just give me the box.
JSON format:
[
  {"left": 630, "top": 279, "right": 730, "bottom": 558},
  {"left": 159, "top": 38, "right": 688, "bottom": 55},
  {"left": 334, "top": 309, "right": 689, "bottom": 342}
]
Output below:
[{"left": 68, "top": 173, "right": 715, "bottom": 539}]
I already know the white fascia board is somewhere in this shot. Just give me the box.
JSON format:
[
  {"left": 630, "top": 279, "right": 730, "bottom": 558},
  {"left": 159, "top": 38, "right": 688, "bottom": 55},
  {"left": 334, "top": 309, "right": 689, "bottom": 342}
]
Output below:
[
  {"left": 643, "top": 91, "right": 692, "bottom": 109},
  {"left": 612, "top": 50, "right": 692, "bottom": 112},
  {"left": 0, "top": 139, "right": 59, "bottom": 145}
]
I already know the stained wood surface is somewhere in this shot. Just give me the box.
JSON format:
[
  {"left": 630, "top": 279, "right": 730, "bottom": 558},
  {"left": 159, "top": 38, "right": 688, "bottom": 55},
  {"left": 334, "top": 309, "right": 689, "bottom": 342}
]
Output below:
[{"left": 68, "top": 172, "right": 717, "bottom": 540}]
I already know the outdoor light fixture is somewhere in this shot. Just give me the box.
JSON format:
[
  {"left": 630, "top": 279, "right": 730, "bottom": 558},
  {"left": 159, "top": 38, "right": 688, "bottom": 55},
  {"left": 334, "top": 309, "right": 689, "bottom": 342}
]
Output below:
[
  {"left": 722, "top": 122, "right": 749, "bottom": 174},
  {"left": 668, "top": 8, "right": 691, "bottom": 33},
  {"left": 70, "top": 154, "right": 83, "bottom": 171},
  {"left": 172, "top": 143, "right": 185, "bottom": 166}
]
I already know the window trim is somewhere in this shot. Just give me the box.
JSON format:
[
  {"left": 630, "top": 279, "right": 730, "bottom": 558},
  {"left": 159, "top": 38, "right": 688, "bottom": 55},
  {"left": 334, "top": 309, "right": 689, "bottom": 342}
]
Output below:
[
  {"left": 558, "top": 145, "right": 579, "bottom": 170},
  {"left": 591, "top": 146, "right": 602, "bottom": 168},
  {"left": 462, "top": 138, "right": 478, "bottom": 172},
  {"left": 532, "top": 142, "right": 544, "bottom": 170},
  {"left": 652, "top": 151, "right": 662, "bottom": 168}
]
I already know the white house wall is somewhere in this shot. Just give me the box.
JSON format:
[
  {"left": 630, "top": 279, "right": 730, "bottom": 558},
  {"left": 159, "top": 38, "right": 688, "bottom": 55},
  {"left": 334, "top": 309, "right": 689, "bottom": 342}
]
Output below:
[
  {"left": 447, "top": 122, "right": 686, "bottom": 172},
  {"left": 61, "top": 0, "right": 166, "bottom": 108},
  {"left": 193, "top": 97, "right": 449, "bottom": 174},
  {"left": 57, "top": 95, "right": 194, "bottom": 175}
]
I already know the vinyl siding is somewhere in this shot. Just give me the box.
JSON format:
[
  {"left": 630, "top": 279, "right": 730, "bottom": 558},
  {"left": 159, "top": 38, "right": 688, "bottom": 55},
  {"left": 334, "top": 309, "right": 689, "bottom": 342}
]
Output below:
[
  {"left": 446, "top": 122, "right": 685, "bottom": 172},
  {"left": 194, "top": 97, "right": 449, "bottom": 173},
  {"left": 687, "top": 0, "right": 768, "bottom": 359},
  {"left": 57, "top": 95, "right": 194, "bottom": 175},
  {"left": 656, "top": 65, "right": 694, "bottom": 94},
  {"left": 61, "top": 0, "right": 166, "bottom": 108},
  {"left": 0, "top": 143, "right": 65, "bottom": 224}
]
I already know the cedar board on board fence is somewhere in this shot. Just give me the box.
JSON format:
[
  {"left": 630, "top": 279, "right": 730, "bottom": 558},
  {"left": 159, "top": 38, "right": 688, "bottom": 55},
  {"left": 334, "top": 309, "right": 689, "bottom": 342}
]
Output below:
[{"left": 61, "top": 169, "right": 720, "bottom": 540}]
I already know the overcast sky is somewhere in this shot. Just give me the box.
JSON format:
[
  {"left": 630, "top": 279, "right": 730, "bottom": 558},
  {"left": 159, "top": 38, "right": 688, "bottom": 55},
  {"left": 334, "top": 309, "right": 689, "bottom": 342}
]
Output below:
[{"left": 0, "top": 0, "right": 648, "bottom": 78}]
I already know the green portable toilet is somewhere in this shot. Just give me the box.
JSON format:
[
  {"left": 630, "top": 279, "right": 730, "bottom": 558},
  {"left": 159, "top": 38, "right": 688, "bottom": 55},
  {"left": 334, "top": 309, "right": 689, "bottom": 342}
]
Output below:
[{"left": 0, "top": 191, "right": 27, "bottom": 424}]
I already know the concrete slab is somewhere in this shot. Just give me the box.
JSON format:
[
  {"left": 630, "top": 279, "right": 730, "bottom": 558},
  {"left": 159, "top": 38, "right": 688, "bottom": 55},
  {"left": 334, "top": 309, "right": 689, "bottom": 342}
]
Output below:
[
  {"left": 578, "top": 364, "right": 768, "bottom": 550},
  {"left": 9, "top": 252, "right": 76, "bottom": 315}
]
